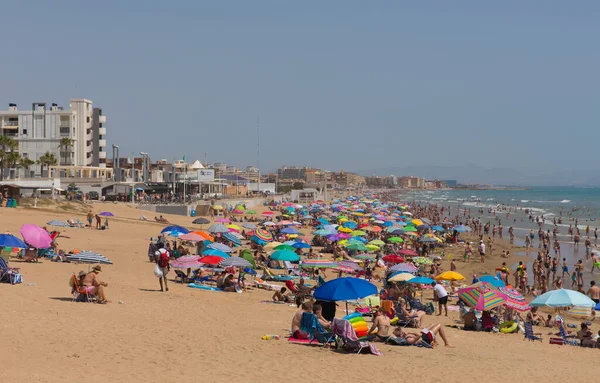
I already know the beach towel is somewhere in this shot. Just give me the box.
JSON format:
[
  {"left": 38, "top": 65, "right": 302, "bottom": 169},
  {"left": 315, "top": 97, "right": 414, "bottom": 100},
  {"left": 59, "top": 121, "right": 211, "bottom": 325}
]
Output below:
[{"left": 331, "top": 318, "right": 381, "bottom": 356}]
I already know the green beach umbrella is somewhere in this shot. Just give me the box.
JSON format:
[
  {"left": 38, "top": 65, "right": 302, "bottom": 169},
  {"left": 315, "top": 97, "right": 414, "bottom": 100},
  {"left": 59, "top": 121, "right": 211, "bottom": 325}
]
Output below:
[
  {"left": 350, "top": 230, "right": 366, "bottom": 237},
  {"left": 274, "top": 244, "right": 295, "bottom": 251},
  {"left": 403, "top": 226, "right": 417, "bottom": 232},
  {"left": 345, "top": 243, "right": 370, "bottom": 252},
  {"left": 388, "top": 237, "right": 404, "bottom": 243},
  {"left": 240, "top": 249, "right": 256, "bottom": 268},
  {"left": 368, "top": 239, "right": 385, "bottom": 246}
]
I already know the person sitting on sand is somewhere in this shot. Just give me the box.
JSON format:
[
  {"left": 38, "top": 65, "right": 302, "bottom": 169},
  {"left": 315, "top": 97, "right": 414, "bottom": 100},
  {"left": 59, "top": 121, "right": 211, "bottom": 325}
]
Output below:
[
  {"left": 273, "top": 287, "right": 292, "bottom": 303},
  {"left": 291, "top": 302, "right": 313, "bottom": 339},
  {"left": 222, "top": 274, "right": 237, "bottom": 292},
  {"left": 393, "top": 324, "right": 454, "bottom": 348},
  {"left": 397, "top": 300, "right": 426, "bottom": 328},
  {"left": 463, "top": 308, "right": 477, "bottom": 331},
  {"left": 526, "top": 307, "right": 546, "bottom": 326},
  {"left": 369, "top": 307, "right": 392, "bottom": 341},
  {"left": 313, "top": 304, "right": 331, "bottom": 329},
  {"left": 82, "top": 265, "right": 108, "bottom": 304},
  {"left": 578, "top": 323, "right": 596, "bottom": 348}
]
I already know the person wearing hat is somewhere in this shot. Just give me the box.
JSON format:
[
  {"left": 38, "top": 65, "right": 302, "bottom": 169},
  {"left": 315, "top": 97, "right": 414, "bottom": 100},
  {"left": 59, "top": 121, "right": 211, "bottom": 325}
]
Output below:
[{"left": 82, "top": 265, "right": 108, "bottom": 303}]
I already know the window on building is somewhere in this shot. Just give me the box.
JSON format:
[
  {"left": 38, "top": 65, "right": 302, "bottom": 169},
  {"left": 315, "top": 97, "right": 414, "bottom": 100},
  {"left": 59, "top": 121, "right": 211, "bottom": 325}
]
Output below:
[
  {"left": 22, "top": 153, "right": 28, "bottom": 159},
  {"left": 22, "top": 129, "right": 27, "bottom": 135},
  {"left": 87, "top": 116, "right": 90, "bottom": 123},
  {"left": 60, "top": 127, "right": 70, "bottom": 135}
]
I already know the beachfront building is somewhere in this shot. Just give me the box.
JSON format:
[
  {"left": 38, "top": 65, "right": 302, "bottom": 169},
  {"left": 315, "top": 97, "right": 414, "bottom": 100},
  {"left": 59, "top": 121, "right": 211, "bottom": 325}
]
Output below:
[
  {"left": 0, "top": 99, "right": 107, "bottom": 179},
  {"left": 365, "top": 175, "right": 398, "bottom": 188},
  {"left": 330, "top": 171, "right": 365, "bottom": 189},
  {"left": 397, "top": 176, "right": 425, "bottom": 189}
]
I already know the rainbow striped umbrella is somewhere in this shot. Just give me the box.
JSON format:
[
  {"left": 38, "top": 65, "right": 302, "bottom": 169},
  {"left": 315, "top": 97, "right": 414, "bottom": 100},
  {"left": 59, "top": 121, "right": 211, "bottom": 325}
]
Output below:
[
  {"left": 301, "top": 259, "right": 338, "bottom": 268},
  {"left": 254, "top": 229, "right": 273, "bottom": 242},
  {"left": 458, "top": 285, "right": 505, "bottom": 311},
  {"left": 569, "top": 306, "right": 592, "bottom": 317},
  {"left": 498, "top": 286, "right": 531, "bottom": 312}
]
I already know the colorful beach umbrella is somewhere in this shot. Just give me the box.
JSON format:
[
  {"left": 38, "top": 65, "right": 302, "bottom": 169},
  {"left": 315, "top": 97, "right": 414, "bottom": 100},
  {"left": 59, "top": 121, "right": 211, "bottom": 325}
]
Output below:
[
  {"left": 178, "top": 233, "right": 207, "bottom": 242},
  {"left": 254, "top": 229, "right": 273, "bottom": 242},
  {"left": 497, "top": 286, "right": 531, "bottom": 312},
  {"left": 0, "top": 234, "right": 27, "bottom": 248},
  {"left": 301, "top": 259, "right": 338, "bottom": 269},
  {"left": 398, "top": 249, "right": 418, "bottom": 256},
  {"left": 458, "top": 285, "right": 505, "bottom": 311},
  {"left": 274, "top": 244, "right": 295, "bottom": 251},
  {"left": 270, "top": 250, "right": 300, "bottom": 262},
  {"left": 98, "top": 212, "right": 114, "bottom": 217},
  {"left": 161, "top": 225, "right": 190, "bottom": 235},
  {"left": 387, "top": 237, "right": 404, "bottom": 243}
]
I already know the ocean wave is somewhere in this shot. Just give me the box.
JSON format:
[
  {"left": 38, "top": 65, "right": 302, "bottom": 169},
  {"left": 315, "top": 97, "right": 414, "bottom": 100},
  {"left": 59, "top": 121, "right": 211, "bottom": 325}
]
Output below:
[
  {"left": 521, "top": 200, "right": 529, "bottom": 203},
  {"left": 561, "top": 199, "right": 571, "bottom": 203}
]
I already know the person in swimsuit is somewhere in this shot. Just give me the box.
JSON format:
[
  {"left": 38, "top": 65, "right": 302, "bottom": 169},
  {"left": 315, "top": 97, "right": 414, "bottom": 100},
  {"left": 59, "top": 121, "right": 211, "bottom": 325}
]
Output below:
[
  {"left": 369, "top": 307, "right": 391, "bottom": 341},
  {"left": 393, "top": 324, "right": 454, "bottom": 348},
  {"left": 592, "top": 253, "right": 600, "bottom": 273},
  {"left": 290, "top": 302, "right": 313, "bottom": 339}
]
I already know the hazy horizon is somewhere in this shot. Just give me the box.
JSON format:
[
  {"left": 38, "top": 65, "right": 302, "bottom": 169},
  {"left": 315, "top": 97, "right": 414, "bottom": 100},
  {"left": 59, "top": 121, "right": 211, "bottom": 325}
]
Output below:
[{"left": 2, "top": 1, "right": 599, "bottom": 184}]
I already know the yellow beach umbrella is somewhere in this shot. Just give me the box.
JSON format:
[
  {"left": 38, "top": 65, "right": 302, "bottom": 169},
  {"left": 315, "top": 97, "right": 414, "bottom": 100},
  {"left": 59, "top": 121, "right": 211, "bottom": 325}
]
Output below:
[
  {"left": 411, "top": 219, "right": 423, "bottom": 226},
  {"left": 265, "top": 241, "right": 282, "bottom": 249},
  {"left": 338, "top": 227, "right": 352, "bottom": 233},
  {"left": 388, "top": 273, "right": 415, "bottom": 282},
  {"left": 366, "top": 244, "right": 380, "bottom": 251},
  {"left": 435, "top": 271, "right": 465, "bottom": 281},
  {"left": 226, "top": 224, "right": 241, "bottom": 231}
]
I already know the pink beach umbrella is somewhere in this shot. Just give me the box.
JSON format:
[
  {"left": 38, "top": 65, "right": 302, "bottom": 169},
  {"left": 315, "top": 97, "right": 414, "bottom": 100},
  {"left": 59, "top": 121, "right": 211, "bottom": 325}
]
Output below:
[
  {"left": 215, "top": 218, "right": 231, "bottom": 223},
  {"left": 20, "top": 224, "right": 52, "bottom": 249}
]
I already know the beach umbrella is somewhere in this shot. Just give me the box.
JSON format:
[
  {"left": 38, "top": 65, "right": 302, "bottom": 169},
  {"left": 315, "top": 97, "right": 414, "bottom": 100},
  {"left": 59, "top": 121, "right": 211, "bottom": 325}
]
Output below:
[
  {"left": 20, "top": 224, "right": 52, "bottom": 249},
  {"left": 388, "top": 272, "right": 414, "bottom": 282},
  {"left": 453, "top": 225, "right": 471, "bottom": 233},
  {"left": 262, "top": 211, "right": 275, "bottom": 216},
  {"left": 246, "top": 210, "right": 257, "bottom": 215},
  {"left": 47, "top": 220, "right": 67, "bottom": 227},
  {"left": 530, "top": 289, "right": 595, "bottom": 308},
  {"left": 479, "top": 275, "right": 506, "bottom": 288},
  {"left": 314, "top": 277, "right": 377, "bottom": 301},
  {"left": 389, "top": 263, "right": 418, "bottom": 273},
  {"left": 170, "top": 255, "right": 203, "bottom": 270},
  {"left": 0, "top": 234, "right": 27, "bottom": 248},
  {"left": 66, "top": 250, "right": 112, "bottom": 264},
  {"left": 239, "top": 250, "right": 256, "bottom": 268},
  {"left": 349, "top": 230, "right": 366, "bottom": 237},
  {"left": 222, "top": 232, "right": 242, "bottom": 246},
  {"left": 215, "top": 218, "right": 231, "bottom": 223},
  {"left": 226, "top": 224, "right": 241, "bottom": 231},
  {"left": 411, "top": 256, "right": 432, "bottom": 266},
  {"left": 458, "top": 285, "right": 505, "bottom": 311},
  {"left": 432, "top": 226, "right": 445, "bottom": 232},
  {"left": 190, "top": 231, "right": 214, "bottom": 241},
  {"left": 202, "top": 249, "right": 230, "bottom": 258},
  {"left": 398, "top": 249, "right": 418, "bottom": 256},
  {"left": 383, "top": 255, "right": 404, "bottom": 264},
  {"left": 212, "top": 205, "right": 224, "bottom": 210},
  {"left": 569, "top": 306, "right": 593, "bottom": 317},
  {"left": 368, "top": 239, "right": 385, "bottom": 246},
  {"left": 242, "top": 223, "right": 257, "bottom": 230},
  {"left": 270, "top": 250, "right": 300, "bottom": 262},
  {"left": 178, "top": 233, "right": 206, "bottom": 242},
  {"left": 387, "top": 237, "right": 404, "bottom": 243},
  {"left": 274, "top": 244, "right": 295, "bottom": 251},
  {"left": 199, "top": 255, "right": 225, "bottom": 265},
  {"left": 301, "top": 260, "right": 338, "bottom": 269},
  {"left": 419, "top": 236, "right": 441, "bottom": 243},
  {"left": 254, "top": 229, "right": 273, "bottom": 242},
  {"left": 354, "top": 253, "right": 375, "bottom": 260},
  {"left": 220, "top": 257, "right": 253, "bottom": 268},
  {"left": 161, "top": 225, "right": 190, "bottom": 235},
  {"left": 208, "top": 224, "right": 229, "bottom": 234},
  {"left": 435, "top": 271, "right": 465, "bottom": 281},
  {"left": 390, "top": 229, "right": 405, "bottom": 235},
  {"left": 281, "top": 227, "right": 300, "bottom": 235},
  {"left": 497, "top": 286, "right": 531, "bottom": 312},
  {"left": 192, "top": 218, "right": 210, "bottom": 224},
  {"left": 344, "top": 243, "right": 370, "bottom": 252},
  {"left": 337, "top": 260, "right": 361, "bottom": 271},
  {"left": 407, "top": 276, "right": 435, "bottom": 285},
  {"left": 206, "top": 243, "right": 233, "bottom": 253},
  {"left": 292, "top": 242, "right": 311, "bottom": 249},
  {"left": 99, "top": 212, "right": 114, "bottom": 217}
]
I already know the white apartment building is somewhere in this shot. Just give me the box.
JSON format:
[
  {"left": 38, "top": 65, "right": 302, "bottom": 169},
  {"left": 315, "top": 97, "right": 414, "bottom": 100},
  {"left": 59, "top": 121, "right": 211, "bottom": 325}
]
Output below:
[{"left": 0, "top": 99, "right": 107, "bottom": 178}]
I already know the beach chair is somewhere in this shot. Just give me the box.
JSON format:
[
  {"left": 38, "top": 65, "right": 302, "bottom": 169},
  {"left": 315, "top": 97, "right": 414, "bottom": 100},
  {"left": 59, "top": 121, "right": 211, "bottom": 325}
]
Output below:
[
  {"left": 299, "top": 312, "right": 335, "bottom": 346},
  {"left": 174, "top": 270, "right": 189, "bottom": 284},
  {"left": 254, "top": 277, "right": 281, "bottom": 291},
  {"left": 262, "top": 267, "right": 293, "bottom": 282},
  {"left": 70, "top": 274, "right": 94, "bottom": 303},
  {"left": 284, "top": 261, "right": 301, "bottom": 276},
  {"left": 550, "top": 325, "right": 579, "bottom": 346},
  {"left": 523, "top": 322, "right": 542, "bottom": 342},
  {"left": 331, "top": 318, "right": 381, "bottom": 355},
  {"left": 0, "top": 257, "right": 21, "bottom": 284}
]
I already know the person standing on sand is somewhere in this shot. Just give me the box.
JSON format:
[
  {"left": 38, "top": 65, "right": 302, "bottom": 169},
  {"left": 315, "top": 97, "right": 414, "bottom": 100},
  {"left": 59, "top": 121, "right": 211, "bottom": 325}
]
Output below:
[
  {"left": 431, "top": 281, "right": 448, "bottom": 317},
  {"left": 155, "top": 248, "right": 170, "bottom": 292},
  {"left": 562, "top": 258, "right": 570, "bottom": 279},
  {"left": 575, "top": 260, "right": 584, "bottom": 286},
  {"left": 587, "top": 281, "right": 600, "bottom": 304},
  {"left": 508, "top": 226, "right": 514, "bottom": 244},
  {"left": 479, "top": 240, "right": 486, "bottom": 263},
  {"left": 87, "top": 211, "right": 94, "bottom": 229}
]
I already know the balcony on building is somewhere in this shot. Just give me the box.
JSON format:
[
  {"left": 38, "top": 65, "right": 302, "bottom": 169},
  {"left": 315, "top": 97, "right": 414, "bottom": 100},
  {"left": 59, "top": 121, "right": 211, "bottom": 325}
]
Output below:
[
  {"left": 98, "top": 116, "right": 106, "bottom": 124},
  {"left": 98, "top": 139, "right": 106, "bottom": 147},
  {"left": 98, "top": 127, "right": 106, "bottom": 136},
  {"left": 98, "top": 151, "right": 107, "bottom": 159}
]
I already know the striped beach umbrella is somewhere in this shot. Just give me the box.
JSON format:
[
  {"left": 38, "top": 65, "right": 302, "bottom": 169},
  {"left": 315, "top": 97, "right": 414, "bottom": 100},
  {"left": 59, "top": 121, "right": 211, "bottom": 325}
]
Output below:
[
  {"left": 206, "top": 242, "right": 233, "bottom": 253},
  {"left": 458, "top": 285, "right": 505, "bottom": 311},
  {"left": 202, "top": 249, "right": 230, "bottom": 258},
  {"left": 222, "top": 232, "right": 242, "bottom": 246},
  {"left": 389, "top": 263, "right": 418, "bottom": 273},
  {"left": 498, "top": 286, "right": 530, "bottom": 312},
  {"left": 47, "top": 220, "right": 67, "bottom": 227},
  {"left": 254, "top": 229, "right": 273, "bottom": 242},
  {"left": 242, "top": 223, "right": 257, "bottom": 230},
  {"left": 220, "top": 257, "right": 253, "bottom": 268},
  {"left": 208, "top": 224, "right": 229, "bottom": 234},
  {"left": 301, "top": 259, "right": 338, "bottom": 269}
]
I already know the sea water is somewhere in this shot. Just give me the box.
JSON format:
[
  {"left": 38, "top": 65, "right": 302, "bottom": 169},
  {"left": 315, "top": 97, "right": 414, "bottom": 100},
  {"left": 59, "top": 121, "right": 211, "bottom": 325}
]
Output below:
[{"left": 398, "top": 186, "right": 600, "bottom": 286}]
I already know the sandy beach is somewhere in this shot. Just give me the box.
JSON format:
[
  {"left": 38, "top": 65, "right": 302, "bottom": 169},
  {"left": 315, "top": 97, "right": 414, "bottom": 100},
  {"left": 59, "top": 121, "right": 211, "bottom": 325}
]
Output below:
[{"left": 1, "top": 201, "right": 598, "bottom": 383}]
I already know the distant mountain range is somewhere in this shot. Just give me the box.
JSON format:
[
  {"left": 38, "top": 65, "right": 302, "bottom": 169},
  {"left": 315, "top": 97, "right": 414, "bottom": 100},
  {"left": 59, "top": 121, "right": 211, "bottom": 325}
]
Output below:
[{"left": 356, "top": 165, "right": 600, "bottom": 187}]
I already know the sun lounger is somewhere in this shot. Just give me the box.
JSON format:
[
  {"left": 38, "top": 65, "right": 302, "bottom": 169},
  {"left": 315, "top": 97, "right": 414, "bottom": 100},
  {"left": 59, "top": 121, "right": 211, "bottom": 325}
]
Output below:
[
  {"left": 550, "top": 324, "right": 579, "bottom": 346},
  {"left": 261, "top": 266, "right": 294, "bottom": 282},
  {"left": 254, "top": 277, "right": 281, "bottom": 291}
]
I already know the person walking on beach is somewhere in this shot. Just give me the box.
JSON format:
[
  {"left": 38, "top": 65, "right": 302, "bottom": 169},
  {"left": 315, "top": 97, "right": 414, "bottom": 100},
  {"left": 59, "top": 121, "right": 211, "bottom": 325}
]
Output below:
[
  {"left": 575, "top": 260, "right": 584, "bottom": 286},
  {"left": 87, "top": 211, "right": 94, "bottom": 229},
  {"left": 508, "top": 226, "right": 514, "bottom": 244},
  {"left": 431, "top": 281, "right": 448, "bottom": 316},
  {"left": 155, "top": 248, "right": 170, "bottom": 292},
  {"left": 562, "top": 258, "right": 570, "bottom": 279},
  {"left": 525, "top": 235, "right": 531, "bottom": 250},
  {"left": 595, "top": 228, "right": 598, "bottom": 246},
  {"left": 479, "top": 240, "right": 486, "bottom": 263},
  {"left": 592, "top": 253, "right": 600, "bottom": 273}
]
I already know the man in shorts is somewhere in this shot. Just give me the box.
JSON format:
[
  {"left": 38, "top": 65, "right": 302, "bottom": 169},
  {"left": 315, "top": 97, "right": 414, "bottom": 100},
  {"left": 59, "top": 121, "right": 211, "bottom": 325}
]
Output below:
[
  {"left": 587, "top": 281, "right": 600, "bottom": 304},
  {"left": 431, "top": 281, "right": 448, "bottom": 316}
]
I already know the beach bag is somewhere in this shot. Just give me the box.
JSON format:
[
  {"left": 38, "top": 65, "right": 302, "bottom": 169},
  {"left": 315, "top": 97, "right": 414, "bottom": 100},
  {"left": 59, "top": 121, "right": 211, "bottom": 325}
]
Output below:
[{"left": 154, "top": 264, "right": 164, "bottom": 278}]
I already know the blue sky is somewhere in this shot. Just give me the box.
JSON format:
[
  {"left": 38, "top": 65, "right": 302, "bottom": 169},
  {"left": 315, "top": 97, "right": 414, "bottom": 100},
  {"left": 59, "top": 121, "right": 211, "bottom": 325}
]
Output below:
[{"left": 2, "top": 1, "right": 599, "bottom": 175}]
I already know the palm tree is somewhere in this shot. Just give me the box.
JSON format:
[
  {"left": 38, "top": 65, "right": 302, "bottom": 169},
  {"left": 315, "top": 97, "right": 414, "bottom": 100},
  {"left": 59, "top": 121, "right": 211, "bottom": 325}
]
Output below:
[
  {"left": 58, "top": 137, "right": 74, "bottom": 166},
  {"left": 18, "top": 157, "right": 35, "bottom": 178},
  {"left": 0, "top": 135, "right": 18, "bottom": 180},
  {"left": 37, "top": 152, "right": 58, "bottom": 178}
]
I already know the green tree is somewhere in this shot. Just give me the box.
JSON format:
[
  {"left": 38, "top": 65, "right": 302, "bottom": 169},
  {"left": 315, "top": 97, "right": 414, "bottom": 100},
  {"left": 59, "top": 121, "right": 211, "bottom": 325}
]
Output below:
[
  {"left": 37, "top": 152, "right": 58, "bottom": 177},
  {"left": 0, "top": 135, "right": 18, "bottom": 180},
  {"left": 18, "top": 157, "right": 35, "bottom": 178},
  {"left": 58, "top": 137, "right": 74, "bottom": 165}
]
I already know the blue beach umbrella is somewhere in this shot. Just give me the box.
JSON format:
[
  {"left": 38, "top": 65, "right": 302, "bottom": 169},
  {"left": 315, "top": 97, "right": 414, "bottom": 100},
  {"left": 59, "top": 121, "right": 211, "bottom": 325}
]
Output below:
[
  {"left": 407, "top": 276, "right": 435, "bottom": 284},
  {"left": 432, "top": 226, "right": 445, "bottom": 232},
  {"left": 222, "top": 232, "right": 242, "bottom": 246},
  {"left": 479, "top": 275, "right": 506, "bottom": 288},
  {"left": 270, "top": 250, "right": 300, "bottom": 262},
  {"left": 161, "top": 225, "right": 190, "bottom": 235},
  {"left": 202, "top": 249, "right": 230, "bottom": 258},
  {"left": 281, "top": 227, "right": 300, "bottom": 235},
  {"left": 313, "top": 277, "right": 377, "bottom": 301},
  {"left": 292, "top": 242, "right": 311, "bottom": 249},
  {"left": 530, "top": 289, "right": 595, "bottom": 308},
  {"left": 0, "top": 234, "right": 27, "bottom": 248}
]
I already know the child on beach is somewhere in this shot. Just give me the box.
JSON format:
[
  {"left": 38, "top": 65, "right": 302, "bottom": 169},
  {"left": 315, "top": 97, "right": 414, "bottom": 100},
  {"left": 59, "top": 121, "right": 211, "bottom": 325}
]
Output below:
[{"left": 571, "top": 271, "right": 578, "bottom": 287}]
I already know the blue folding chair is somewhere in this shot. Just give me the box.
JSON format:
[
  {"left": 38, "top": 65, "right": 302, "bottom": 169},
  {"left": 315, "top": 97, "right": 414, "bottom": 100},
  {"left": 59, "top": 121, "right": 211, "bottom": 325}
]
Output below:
[
  {"left": 523, "top": 322, "right": 542, "bottom": 342},
  {"left": 299, "top": 312, "right": 335, "bottom": 346}
]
